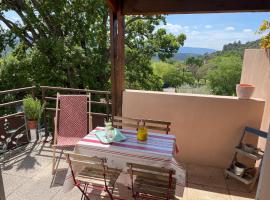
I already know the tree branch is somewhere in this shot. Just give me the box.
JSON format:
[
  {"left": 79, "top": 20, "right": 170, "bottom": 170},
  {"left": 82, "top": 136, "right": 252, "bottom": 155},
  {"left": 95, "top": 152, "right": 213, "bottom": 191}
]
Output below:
[
  {"left": 0, "top": 15, "right": 32, "bottom": 47},
  {"left": 30, "top": 0, "right": 63, "bottom": 37}
]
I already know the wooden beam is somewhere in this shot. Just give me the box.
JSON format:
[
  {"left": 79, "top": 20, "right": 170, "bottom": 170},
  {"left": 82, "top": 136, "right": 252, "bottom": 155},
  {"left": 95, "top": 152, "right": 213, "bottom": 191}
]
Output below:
[
  {"left": 116, "top": 9, "right": 125, "bottom": 116},
  {"left": 110, "top": 9, "right": 125, "bottom": 117},
  {"left": 122, "top": 0, "right": 270, "bottom": 15},
  {"left": 106, "top": 0, "right": 118, "bottom": 13}
]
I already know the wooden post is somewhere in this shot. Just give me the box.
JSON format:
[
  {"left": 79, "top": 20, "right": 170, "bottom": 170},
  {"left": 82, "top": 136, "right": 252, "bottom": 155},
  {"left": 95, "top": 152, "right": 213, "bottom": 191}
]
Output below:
[
  {"left": 41, "top": 87, "right": 48, "bottom": 138},
  {"left": 110, "top": 8, "right": 125, "bottom": 117}
]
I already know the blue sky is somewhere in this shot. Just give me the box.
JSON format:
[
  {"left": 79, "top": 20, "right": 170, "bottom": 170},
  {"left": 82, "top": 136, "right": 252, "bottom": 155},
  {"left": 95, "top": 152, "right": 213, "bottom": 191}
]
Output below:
[
  {"left": 1, "top": 11, "right": 270, "bottom": 50},
  {"left": 159, "top": 12, "right": 270, "bottom": 50}
]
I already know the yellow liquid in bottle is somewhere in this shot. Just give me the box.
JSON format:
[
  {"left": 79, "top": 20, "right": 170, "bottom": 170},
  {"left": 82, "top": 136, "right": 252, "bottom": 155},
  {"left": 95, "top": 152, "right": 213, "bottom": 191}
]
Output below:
[{"left": 137, "top": 127, "right": 148, "bottom": 141}]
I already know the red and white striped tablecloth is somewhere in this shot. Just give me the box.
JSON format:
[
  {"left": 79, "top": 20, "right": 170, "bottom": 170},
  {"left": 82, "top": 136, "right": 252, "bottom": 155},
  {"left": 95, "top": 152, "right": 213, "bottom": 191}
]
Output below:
[{"left": 63, "top": 127, "right": 186, "bottom": 198}]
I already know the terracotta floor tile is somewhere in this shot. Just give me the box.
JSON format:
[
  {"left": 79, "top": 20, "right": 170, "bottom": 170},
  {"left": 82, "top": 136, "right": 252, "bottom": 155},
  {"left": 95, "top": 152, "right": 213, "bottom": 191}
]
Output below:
[
  {"left": 187, "top": 183, "right": 230, "bottom": 200},
  {"left": 187, "top": 164, "right": 227, "bottom": 189}
]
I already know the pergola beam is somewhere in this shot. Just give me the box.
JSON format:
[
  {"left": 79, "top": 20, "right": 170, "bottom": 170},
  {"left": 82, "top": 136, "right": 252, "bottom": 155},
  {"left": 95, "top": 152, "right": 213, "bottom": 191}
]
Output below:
[
  {"left": 122, "top": 0, "right": 270, "bottom": 15},
  {"left": 107, "top": 0, "right": 118, "bottom": 14}
]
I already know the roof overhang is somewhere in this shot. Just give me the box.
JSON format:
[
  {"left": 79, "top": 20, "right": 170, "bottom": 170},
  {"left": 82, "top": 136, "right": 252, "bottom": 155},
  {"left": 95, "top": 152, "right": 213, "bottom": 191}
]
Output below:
[{"left": 107, "top": 0, "right": 270, "bottom": 15}]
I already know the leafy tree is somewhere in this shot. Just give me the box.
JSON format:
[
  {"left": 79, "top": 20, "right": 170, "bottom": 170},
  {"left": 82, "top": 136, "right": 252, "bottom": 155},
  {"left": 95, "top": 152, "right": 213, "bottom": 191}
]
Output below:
[
  {"left": 0, "top": 0, "right": 110, "bottom": 90},
  {"left": 258, "top": 20, "right": 270, "bottom": 48},
  {"left": 185, "top": 56, "right": 203, "bottom": 82},
  {"left": 206, "top": 53, "right": 242, "bottom": 95},
  {"left": 0, "top": 1, "right": 186, "bottom": 91},
  {"left": 125, "top": 16, "right": 186, "bottom": 90},
  {"left": 151, "top": 61, "right": 195, "bottom": 88},
  {"left": 163, "top": 67, "right": 195, "bottom": 88},
  {"left": 152, "top": 61, "right": 176, "bottom": 78}
]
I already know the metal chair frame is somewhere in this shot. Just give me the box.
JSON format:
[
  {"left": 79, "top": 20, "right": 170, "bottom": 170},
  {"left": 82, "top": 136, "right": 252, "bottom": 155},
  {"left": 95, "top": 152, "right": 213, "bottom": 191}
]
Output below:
[
  {"left": 52, "top": 93, "right": 92, "bottom": 175},
  {"left": 66, "top": 152, "right": 119, "bottom": 200}
]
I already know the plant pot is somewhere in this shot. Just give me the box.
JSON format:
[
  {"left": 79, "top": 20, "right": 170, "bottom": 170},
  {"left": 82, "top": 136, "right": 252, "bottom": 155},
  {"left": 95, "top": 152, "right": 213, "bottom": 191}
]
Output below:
[
  {"left": 233, "top": 162, "right": 247, "bottom": 176},
  {"left": 28, "top": 120, "right": 37, "bottom": 129},
  {"left": 236, "top": 84, "right": 255, "bottom": 99}
]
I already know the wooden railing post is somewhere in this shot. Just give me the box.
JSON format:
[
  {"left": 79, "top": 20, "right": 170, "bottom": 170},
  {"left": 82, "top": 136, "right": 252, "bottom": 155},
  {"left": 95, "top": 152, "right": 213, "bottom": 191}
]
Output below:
[
  {"left": 106, "top": 93, "right": 110, "bottom": 121},
  {"left": 31, "top": 86, "right": 35, "bottom": 98},
  {"left": 41, "top": 87, "right": 48, "bottom": 138}
]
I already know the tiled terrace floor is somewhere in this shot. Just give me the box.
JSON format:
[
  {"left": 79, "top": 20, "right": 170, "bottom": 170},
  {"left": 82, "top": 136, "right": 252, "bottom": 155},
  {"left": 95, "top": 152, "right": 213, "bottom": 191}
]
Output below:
[{"left": 1, "top": 142, "right": 256, "bottom": 200}]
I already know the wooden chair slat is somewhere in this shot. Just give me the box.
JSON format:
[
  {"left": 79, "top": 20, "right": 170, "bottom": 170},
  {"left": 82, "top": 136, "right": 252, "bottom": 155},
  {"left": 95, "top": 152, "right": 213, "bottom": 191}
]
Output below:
[
  {"left": 65, "top": 151, "right": 104, "bottom": 163},
  {"left": 113, "top": 116, "right": 141, "bottom": 122},
  {"left": 134, "top": 184, "right": 175, "bottom": 198},
  {"left": 128, "top": 170, "right": 171, "bottom": 182},
  {"left": 144, "top": 125, "right": 170, "bottom": 132},
  {"left": 127, "top": 163, "right": 174, "bottom": 174},
  {"left": 112, "top": 121, "right": 140, "bottom": 129},
  {"left": 142, "top": 119, "right": 171, "bottom": 125},
  {"left": 136, "top": 177, "right": 176, "bottom": 189}
]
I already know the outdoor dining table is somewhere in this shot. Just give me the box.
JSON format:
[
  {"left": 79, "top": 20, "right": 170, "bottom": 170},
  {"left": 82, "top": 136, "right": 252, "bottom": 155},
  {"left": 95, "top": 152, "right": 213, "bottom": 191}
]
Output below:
[{"left": 63, "top": 126, "right": 186, "bottom": 198}]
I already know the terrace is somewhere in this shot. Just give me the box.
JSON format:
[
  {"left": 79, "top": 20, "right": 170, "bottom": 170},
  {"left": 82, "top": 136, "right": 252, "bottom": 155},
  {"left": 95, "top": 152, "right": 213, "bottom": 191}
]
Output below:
[
  {"left": 0, "top": 49, "right": 269, "bottom": 200},
  {"left": 0, "top": 0, "right": 270, "bottom": 200}
]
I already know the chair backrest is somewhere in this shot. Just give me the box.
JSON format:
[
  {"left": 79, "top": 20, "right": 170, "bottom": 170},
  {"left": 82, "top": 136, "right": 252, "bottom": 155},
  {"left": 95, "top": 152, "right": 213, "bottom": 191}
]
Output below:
[
  {"left": 142, "top": 119, "right": 171, "bottom": 134},
  {"left": 55, "top": 93, "right": 91, "bottom": 140},
  {"left": 127, "top": 163, "right": 175, "bottom": 177},
  {"left": 112, "top": 116, "right": 171, "bottom": 134},
  {"left": 127, "top": 163, "right": 175, "bottom": 198},
  {"left": 112, "top": 116, "right": 141, "bottom": 129},
  {"left": 65, "top": 151, "right": 105, "bottom": 169},
  {"left": 65, "top": 151, "right": 106, "bottom": 184}
]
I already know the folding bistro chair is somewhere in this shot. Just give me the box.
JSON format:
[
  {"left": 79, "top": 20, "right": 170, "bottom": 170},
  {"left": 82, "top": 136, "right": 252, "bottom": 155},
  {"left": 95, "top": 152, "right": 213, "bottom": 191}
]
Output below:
[
  {"left": 112, "top": 116, "right": 171, "bottom": 134},
  {"left": 52, "top": 93, "right": 92, "bottom": 175},
  {"left": 65, "top": 151, "right": 121, "bottom": 200},
  {"left": 127, "top": 163, "right": 176, "bottom": 200}
]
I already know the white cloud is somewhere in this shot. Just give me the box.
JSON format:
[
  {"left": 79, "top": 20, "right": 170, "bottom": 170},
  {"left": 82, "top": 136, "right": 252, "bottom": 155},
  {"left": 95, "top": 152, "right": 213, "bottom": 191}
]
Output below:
[
  {"left": 158, "top": 23, "right": 184, "bottom": 34},
  {"left": 225, "top": 26, "right": 235, "bottom": 31},
  {"left": 243, "top": 29, "right": 253, "bottom": 33},
  {"left": 157, "top": 23, "right": 191, "bottom": 34},
  {"left": 191, "top": 31, "right": 200, "bottom": 35},
  {"left": 155, "top": 22, "right": 259, "bottom": 50},
  {"left": 205, "top": 25, "right": 212, "bottom": 29},
  {"left": 185, "top": 29, "right": 259, "bottom": 50},
  {"left": 184, "top": 26, "right": 189, "bottom": 29}
]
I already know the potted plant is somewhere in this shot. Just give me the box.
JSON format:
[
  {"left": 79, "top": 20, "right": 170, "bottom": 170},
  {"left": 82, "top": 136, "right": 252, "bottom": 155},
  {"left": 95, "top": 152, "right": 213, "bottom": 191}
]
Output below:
[
  {"left": 23, "top": 95, "right": 45, "bottom": 141},
  {"left": 236, "top": 84, "right": 255, "bottom": 99}
]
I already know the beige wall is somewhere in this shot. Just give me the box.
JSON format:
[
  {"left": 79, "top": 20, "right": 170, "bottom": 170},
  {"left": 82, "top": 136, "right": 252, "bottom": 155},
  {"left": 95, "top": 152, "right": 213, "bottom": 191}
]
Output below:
[
  {"left": 241, "top": 49, "right": 270, "bottom": 132},
  {"left": 123, "top": 90, "right": 265, "bottom": 168}
]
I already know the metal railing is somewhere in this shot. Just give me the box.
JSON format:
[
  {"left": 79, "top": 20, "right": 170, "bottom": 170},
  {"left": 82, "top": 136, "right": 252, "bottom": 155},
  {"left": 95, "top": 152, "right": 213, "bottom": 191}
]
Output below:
[
  {"left": 0, "top": 85, "right": 112, "bottom": 143},
  {"left": 0, "top": 86, "right": 35, "bottom": 120}
]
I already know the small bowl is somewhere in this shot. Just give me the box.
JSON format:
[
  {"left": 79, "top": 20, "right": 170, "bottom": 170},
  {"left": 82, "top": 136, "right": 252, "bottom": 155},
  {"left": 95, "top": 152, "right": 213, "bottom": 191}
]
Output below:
[{"left": 243, "top": 144, "right": 257, "bottom": 153}]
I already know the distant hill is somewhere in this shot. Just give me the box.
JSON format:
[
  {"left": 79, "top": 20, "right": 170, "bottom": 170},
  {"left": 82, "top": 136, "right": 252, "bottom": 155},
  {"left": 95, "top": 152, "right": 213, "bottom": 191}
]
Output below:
[
  {"left": 166, "top": 47, "right": 217, "bottom": 61},
  {"left": 172, "top": 53, "right": 200, "bottom": 61},
  {"left": 208, "top": 40, "right": 260, "bottom": 58},
  {"left": 180, "top": 47, "right": 217, "bottom": 55}
]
